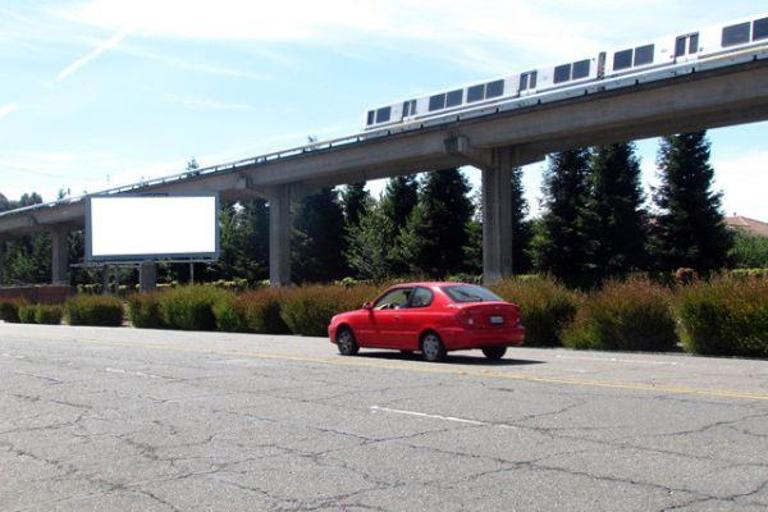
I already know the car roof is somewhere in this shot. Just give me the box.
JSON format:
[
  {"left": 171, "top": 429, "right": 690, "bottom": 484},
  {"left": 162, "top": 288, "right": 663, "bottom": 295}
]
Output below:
[{"left": 388, "top": 282, "right": 481, "bottom": 288}]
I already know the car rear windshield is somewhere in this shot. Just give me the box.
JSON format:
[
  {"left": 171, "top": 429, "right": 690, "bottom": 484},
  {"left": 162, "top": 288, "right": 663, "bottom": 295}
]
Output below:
[{"left": 442, "top": 285, "right": 503, "bottom": 303}]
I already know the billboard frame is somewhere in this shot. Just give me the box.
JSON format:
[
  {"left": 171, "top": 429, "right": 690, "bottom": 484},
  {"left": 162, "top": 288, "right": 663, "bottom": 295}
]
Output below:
[{"left": 85, "top": 193, "right": 221, "bottom": 264}]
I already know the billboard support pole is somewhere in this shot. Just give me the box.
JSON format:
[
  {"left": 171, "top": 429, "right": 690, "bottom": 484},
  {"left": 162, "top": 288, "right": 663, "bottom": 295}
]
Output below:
[
  {"left": 102, "top": 265, "right": 110, "bottom": 295},
  {"left": 139, "top": 262, "right": 157, "bottom": 293}
]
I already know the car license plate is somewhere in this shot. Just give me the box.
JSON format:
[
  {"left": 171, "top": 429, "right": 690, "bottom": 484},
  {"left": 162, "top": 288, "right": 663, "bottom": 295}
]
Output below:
[{"left": 490, "top": 316, "right": 504, "bottom": 325}]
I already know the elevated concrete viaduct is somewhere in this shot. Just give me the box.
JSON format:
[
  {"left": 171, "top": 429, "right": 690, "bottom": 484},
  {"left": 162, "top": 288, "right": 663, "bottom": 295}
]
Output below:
[{"left": 2, "top": 55, "right": 768, "bottom": 287}]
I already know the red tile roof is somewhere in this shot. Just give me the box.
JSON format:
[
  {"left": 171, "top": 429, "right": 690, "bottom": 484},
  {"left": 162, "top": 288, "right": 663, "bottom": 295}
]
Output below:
[{"left": 726, "top": 216, "right": 768, "bottom": 237}]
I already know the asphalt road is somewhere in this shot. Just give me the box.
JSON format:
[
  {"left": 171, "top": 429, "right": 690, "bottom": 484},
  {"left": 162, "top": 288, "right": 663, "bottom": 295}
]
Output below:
[{"left": 1, "top": 324, "right": 768, "bottom": 512}]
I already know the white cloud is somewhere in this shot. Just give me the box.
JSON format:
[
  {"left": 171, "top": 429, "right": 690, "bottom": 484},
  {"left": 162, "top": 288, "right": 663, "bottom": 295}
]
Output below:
[
  {"left": 54, "top": 25, "right": 133, "bottom": 82},
  {"left": 0, "top": 103, "right": 17, "bottom": 119},
  {"left": 56, "top": 0, "right": 670, "bottom": 69},
  {"left": 715, "top": 150, "right": 768, "bottom": 220}
]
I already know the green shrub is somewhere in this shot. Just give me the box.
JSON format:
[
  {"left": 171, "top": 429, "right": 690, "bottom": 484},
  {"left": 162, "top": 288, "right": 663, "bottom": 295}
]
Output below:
[
  {"left": 159, "top": 285, "right": 231, "bottom": 331},
  {"left": 0, "top": 300, "right": 23, "bottom": 323},
  {"left": 729, "top": 268, "right": 768, "bottom": 280},
  {"left": 675, "top": 276, "right": 768, "bottom": 358},
  {"left": 563, "top": 278, "right": 678, "bottom": 352},
  {"left": 18, "top": 305, "right": 38, "bottom": 324},
  {"left": 239, "top": 289, "right": 290, "bottom": 334},
  {"left": 212, "top": 294, "right": 248, "bottom": 333},
  {"left": 17, "top": 304, "right": 63, "bottom": 325},
  {"left": 491, "top": 277, "right": 581, "bottom": 347},
  {"left": 127, "top": 293, "right": 166, "bottom": 329},
  {"left": 280, "top": 284, "right": 378, "bottom": 336},
  {"left": 65, "top": 295, "right": 124, "bottom": 326},
  {"left": 35, "top": 305, "right": 63, "bottom": 325}
]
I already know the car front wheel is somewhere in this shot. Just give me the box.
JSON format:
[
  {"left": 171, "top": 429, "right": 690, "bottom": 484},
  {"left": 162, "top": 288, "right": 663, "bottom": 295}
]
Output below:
[
  {"left": 482, "top": 347, "right": 507, "bottom": 360},
  {"left": 421, "top": 332, "right": 446, "bottom": 362},
  {"left": 336, "top": 327, "right": 359, "bottom": 356}
]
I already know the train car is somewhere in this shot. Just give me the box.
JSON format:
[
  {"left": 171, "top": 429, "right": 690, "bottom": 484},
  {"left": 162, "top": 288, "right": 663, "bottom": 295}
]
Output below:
[{"left": 362, "top": 12, "right": 768, "bottom": 132}]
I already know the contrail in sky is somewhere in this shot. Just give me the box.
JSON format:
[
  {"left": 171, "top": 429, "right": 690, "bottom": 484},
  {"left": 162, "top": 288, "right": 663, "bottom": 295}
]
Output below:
[{"left": 55, "top": 26, "right": 134, "bottom": 82}]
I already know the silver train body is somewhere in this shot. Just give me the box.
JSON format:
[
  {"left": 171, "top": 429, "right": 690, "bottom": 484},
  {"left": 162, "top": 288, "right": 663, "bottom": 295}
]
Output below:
[{"left": 363, "top": 13, "right": 768, "bottom": 131}]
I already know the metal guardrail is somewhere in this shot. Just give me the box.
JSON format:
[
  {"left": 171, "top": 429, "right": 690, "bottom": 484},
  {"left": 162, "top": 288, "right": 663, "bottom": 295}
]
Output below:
[{"left": 2, "top": 48, "right": 767, "bottom": 223}]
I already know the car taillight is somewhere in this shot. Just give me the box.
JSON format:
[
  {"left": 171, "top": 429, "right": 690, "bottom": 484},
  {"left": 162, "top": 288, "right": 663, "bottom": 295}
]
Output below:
[{"left": 456, "top": 310, "right": 477, "bottom": 328}]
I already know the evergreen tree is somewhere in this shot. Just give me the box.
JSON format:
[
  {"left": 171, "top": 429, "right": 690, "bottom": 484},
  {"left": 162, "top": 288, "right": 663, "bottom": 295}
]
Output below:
[
  {"left": 650, "top": 132, "right": 732, "bottom": 272},
  {"left": 381, "top": 175, "right": 419, "bottom": 229},
  {"left": 292, "top": 187, "right": 347, "bottom": 282},
  {"left": 341, "top": 182, "right": 370, "bottom": 227},
  {"left": 584, "top": 142, "right": 648, "bottom": 275},
  {"left": 345, "top": 200, "right": 397, "bottom": 281},
  {"left": 510, "top": 166, "right": 533, "bottom": 274},
  {"left": 397, "top": 169, "right": 473, "bottom": 277},
  {"left": 0, "top": 192, "right": 50, "bottom": 285},
  {"left": 535, "top": 149, "right": 592, "bottom": 279},
  {"left": 0, "top": 193, "right": 10, "bottom": 212}
]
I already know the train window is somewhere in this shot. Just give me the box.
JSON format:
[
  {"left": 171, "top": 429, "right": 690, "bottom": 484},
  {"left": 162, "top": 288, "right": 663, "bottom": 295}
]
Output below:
[
  {"left": 366, "top": 110, "right": 375, "bottom": 126},
  {"left": 722, "top": 22, "right": 751, "bottom": 47},
  {"left": 689, "top": 33, "right": 700, "bottom": 53},
  {"left": 554, "top": 64, "right": 572, "bottom": 84},
  {"left": 376, "top": 107, "right": 391, "bottom": 123},
  {"left": 467, "top": 84, "right": 485, "bottom": 103},
  {"left": 634, "top": 45, "right": 654, "bottom": 66},
  {"left": 676, "top": 34, "right": 700, "bottom": 57},
  {"left": 486, "top": 80, "right": 504, "bottom": 98},
  {"left": 446, "top": 89, "right": 463, "bottom": 108},
  {"left": 754, "top": 18, "right": 768, "bottom": 41},
  {"left": 675, "top": 37, "right": 687, "bottom": 57},
  {"left": 520, "top": 71, "right": 537, "bottom": 91},
  {"left": 572, "top": 60, "right": 591, "bottom": 80},
  {"left": 613, "top": 49, "right": 633, "bottom": 71},
  {"left": 429, "top": 94, "right": 446, "bottom": 111}
]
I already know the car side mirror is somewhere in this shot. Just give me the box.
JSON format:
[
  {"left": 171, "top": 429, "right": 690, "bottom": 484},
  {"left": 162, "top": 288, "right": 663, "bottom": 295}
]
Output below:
[{"left": 363, "top": 302, "right": 373, "bottom": 311}]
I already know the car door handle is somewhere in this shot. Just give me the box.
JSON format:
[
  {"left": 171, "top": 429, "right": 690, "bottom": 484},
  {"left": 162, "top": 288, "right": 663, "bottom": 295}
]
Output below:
[{"left": 393, "top": 315, "right": 402, "bottom": 321}]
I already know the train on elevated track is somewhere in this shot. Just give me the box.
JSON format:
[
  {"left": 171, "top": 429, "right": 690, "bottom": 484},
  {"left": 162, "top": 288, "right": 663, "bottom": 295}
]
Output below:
[{"left": 363, "top": 13, "right": 768, "bottom": 131}]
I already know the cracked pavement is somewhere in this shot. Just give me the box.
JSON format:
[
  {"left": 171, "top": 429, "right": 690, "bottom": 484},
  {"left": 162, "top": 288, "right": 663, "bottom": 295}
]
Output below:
[{"left": 1, "top": 324, "right": 768, "bottom": 511}]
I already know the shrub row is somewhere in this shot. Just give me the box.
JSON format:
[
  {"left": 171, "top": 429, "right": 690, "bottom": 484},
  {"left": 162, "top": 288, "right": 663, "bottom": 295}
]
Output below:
[
  {"left": 18, "top": 304, "right": 64, "bottom": 325},
  {"left": 8, "top": 274, "right": 768, "bottom": 360},
  {"left": 0, "top": 299, "right": 24, "bottom": 323}
]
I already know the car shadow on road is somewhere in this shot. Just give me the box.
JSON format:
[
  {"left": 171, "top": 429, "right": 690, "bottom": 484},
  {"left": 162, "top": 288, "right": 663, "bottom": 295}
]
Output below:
[{"left": 357, "top": 351, "right": 546, "bottom": 367}]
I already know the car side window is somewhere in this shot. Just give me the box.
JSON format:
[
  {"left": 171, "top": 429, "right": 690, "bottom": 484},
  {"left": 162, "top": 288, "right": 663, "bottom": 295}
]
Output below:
[
  {"left": 374, "top": 288, "right": 413, "bottom": 310},
  {"left": 409, "top": 287, "right": 434, "bottom": 309}
]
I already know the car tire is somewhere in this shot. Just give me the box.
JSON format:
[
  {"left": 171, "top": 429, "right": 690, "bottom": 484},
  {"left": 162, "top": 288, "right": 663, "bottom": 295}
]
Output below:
[
  {"left": 482, "top": 347, "right": 507, "bottom": 360},
  {"left": 336, "top": 327, "right": 359, "bottom": 356},
  {"left": 420, "top": 332, "right": 446, "bottom": 363}
]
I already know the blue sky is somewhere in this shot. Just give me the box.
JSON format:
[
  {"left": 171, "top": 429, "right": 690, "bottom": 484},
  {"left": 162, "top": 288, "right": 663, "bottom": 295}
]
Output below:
[{"left": 1, "top": 0, "right": 768, "bottom": 219}]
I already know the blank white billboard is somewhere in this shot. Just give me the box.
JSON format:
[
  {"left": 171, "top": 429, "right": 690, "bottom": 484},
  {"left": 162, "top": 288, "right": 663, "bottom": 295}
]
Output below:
[{"left": 87, "top": 195, "right": 219, "bottom": 261}]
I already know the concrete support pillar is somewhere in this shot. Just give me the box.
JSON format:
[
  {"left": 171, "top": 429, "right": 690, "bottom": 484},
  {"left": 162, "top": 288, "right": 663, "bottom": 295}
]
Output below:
[
  {"left": 50, "top": 227, "right": 69, "bottom": 285},
  {"left": 139, "top": 262, "right": 157, "bottom": 293},
  {"left": 482, "top": 148, "right": 515, "bottom": 285},
  {"left": 268, "top": 185, "right": 292, "bottom": 288}
]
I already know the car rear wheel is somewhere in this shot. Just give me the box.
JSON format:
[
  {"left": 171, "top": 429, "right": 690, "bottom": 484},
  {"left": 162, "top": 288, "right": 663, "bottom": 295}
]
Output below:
[
  {"left": 336, "top": 327, "right": 359, "bottom": 356},
  {"left": 482, "top": 347, "right": 507, "bottom": 360},
  {"left": 421, "top": 332, "right": 446, "bottom": 363}
]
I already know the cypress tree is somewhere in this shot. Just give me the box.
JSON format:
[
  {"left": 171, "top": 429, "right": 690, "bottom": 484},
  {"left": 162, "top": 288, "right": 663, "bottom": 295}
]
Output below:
[
  {"left": 535, "top": 149, "right": 592, "bottom": 280},
  {"left": 397, "top": 169, "right": 473, "bottom": 277},
  {"left": 510, "top": 166, "right": 533, "bottom": 274},
  {"left": 584, "top": 142, "right": 648, "bottom": 276},
  {"left": 650, "top": 131, "right": 732, "bottom": 272},
  {"left": 380, "top": 175, "right": 419, "bottom": 230},
  {"left": 341, "top": 182, "right": 370, "bottom": 227},
  {"left": 345, "top": 200, "right": 397, "bottom": 281},
  {"left": 292, "top": 187, "right": 347, "bottom": 283}
]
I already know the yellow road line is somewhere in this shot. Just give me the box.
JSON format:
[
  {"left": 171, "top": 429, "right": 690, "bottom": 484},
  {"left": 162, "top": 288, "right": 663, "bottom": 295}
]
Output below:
[{"left": 15, "top": 335, "right": 768, "bottom": 402}]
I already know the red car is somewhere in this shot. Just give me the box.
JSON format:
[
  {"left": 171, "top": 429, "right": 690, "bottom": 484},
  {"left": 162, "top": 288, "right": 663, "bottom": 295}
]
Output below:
[{"left": 328, "top": 282, "right": 525, "bottom": 362}]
